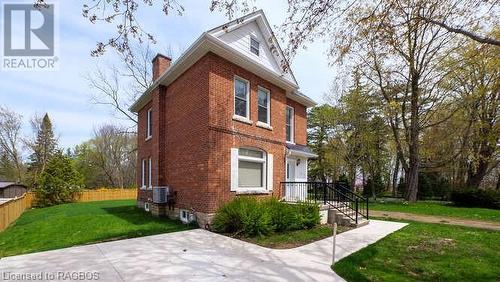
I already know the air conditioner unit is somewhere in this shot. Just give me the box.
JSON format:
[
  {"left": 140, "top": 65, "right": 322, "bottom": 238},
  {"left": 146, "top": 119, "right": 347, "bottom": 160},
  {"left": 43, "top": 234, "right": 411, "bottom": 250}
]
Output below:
[{"left": 152, "top": 186, "right": 170, "bottom": 204}]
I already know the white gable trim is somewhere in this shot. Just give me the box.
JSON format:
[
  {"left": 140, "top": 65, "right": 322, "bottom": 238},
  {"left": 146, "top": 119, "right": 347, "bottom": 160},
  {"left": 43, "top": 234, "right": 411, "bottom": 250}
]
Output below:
[
  {"left": 129, "top": 11, "right": 317, "bottom": 112},
  {"left": 208, "top": 10, "right": 298, "bottom": 86}
]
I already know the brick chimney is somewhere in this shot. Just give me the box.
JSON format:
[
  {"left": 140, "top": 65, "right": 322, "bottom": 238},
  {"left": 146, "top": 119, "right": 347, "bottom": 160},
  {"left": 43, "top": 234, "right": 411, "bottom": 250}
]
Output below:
[{"left": 152, "top": 53, "right": 172, "bottom": 81}]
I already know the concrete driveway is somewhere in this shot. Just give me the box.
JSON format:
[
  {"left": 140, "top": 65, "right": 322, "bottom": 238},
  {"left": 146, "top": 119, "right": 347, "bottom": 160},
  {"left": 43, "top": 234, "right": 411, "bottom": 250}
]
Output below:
[{"left": 0, "top": 220, "right": 406, "bottom": 281}]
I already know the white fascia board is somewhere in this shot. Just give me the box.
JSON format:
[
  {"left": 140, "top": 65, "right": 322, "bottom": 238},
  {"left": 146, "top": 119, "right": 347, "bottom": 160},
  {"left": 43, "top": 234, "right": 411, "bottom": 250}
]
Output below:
[
  {"left": 287, "top": 149, "right": 318, "bottom": 159},
  {"left": 205, "top": 34, "right": 299, "bottom": 91},
  {"left": 288, "top": 91, "right": 317, "bottom": 108}
]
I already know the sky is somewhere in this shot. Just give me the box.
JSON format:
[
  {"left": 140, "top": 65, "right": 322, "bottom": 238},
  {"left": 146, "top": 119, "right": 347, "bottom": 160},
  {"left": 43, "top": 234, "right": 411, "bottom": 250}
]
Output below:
[{"left": 0, "top": 0, "right": 336, "bottom": 149}]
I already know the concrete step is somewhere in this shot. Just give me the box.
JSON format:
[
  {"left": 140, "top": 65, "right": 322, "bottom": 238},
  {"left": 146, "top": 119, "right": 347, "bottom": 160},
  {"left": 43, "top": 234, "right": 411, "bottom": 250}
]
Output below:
[{"left": 327, "top": 208, "right": 369, "bottom": 227}]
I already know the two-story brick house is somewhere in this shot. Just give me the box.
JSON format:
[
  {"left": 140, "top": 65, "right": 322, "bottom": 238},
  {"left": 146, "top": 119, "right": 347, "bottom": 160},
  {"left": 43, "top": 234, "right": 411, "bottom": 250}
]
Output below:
[{"left": 130, "top": 10, "right": 318, "bottom": 227}]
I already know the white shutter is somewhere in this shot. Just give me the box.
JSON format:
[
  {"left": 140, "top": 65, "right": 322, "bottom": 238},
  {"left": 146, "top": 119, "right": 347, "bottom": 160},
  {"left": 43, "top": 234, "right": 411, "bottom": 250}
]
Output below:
[
  {"left": 230, "top": 148, "right": 239, "bottom": 191},
  {"left": 267, "top": 154, "right": 273, "bottom": 191}
]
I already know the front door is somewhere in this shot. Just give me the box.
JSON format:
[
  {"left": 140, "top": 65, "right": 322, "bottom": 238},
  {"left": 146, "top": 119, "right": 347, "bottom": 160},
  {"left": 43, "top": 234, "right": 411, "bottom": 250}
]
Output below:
[
  {"left": 286, "top": 158, "right": 296, "bottom": 182},
  {"left": 285, "top": 158, "right": 303, "bottom": 201}
]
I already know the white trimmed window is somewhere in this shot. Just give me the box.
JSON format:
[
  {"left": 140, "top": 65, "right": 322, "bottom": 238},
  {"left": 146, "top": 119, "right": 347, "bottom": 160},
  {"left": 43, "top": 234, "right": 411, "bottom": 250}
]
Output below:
[
  {"left": 230, "top": 148, "right": 273, "bottom": 192},
  {"left": 146, "top": 108, "right": 153, "bottom": 139},
  {"left": 141, "top": 159, "right": 147, "bottom": 188},
  {"left": 250, "top": 37, "right": 260, "bottom": 56},
  {"left": 238, "top": 148, "right": 266, "bottom": 189},
  {"left": 234, "top": 77, "right": 250, "bottom": 119},
  {"left": 286, "top": 106, "right": 294, "bottom": 143},
  {"left": 148, "top": 157, "right": 152, "bottom": 189},
  {"left": 257, "top": 87, "right": 270, "bottom": 124}
]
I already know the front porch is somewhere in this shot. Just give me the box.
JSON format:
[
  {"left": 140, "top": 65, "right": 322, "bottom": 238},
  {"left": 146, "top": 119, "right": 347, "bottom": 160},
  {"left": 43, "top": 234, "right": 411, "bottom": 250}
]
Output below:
[{"left": 281, "top": 181, "right": 370, "bottom": 227}]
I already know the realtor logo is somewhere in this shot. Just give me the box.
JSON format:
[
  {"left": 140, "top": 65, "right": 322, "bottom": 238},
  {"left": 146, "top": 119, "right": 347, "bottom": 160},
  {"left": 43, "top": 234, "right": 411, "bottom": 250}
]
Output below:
[{"left": 2, "top": 3, "right": 58, "bottom": 70}]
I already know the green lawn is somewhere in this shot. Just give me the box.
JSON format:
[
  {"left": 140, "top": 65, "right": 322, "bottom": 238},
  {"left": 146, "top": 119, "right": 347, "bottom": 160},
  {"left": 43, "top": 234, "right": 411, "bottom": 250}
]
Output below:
[
  {"left": 333, "top": 221, "right": 500, "bottom": 281},
  {"left": 244, "top": 225, "right": 351, "bottom": 249},
  {"left": 0, "top": 200, "right": 193, "bottom": 257},
  {"left": 370, "top": 201, "right": 500, "bottom": 222}
]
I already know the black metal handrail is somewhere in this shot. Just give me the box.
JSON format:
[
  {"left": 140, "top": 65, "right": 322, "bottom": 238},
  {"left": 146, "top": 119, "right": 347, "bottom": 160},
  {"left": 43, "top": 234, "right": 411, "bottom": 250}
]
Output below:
[
  {"left": 328, "top": 182, "right": 369, "bottom": 220},
  {"left": 281, "top": 182, "right": 369, "bottom": 225}
]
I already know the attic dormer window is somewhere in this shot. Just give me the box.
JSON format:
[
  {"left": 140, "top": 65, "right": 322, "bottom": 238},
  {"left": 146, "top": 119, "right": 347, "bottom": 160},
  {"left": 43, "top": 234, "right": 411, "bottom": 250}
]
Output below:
[{"left": 250, "top": 37, "right": 260, "bottom": 56}]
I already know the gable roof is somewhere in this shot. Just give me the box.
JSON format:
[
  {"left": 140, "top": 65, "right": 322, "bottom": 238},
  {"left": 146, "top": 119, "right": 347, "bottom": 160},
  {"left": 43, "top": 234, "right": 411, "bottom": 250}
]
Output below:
[
  {"left": 207, "top": 10, "right": 298, "bottom": 86},
  {"left": 130, "top": 10, "right": 316, "bottom": 112}
]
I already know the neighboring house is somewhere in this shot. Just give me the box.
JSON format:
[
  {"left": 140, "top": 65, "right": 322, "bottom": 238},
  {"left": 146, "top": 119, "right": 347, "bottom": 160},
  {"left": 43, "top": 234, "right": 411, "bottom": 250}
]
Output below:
[
  {"left": 130, "top": 10, "right": 320, "bottom": 226},
  {"left": 0, "top": 182, "right": 28, "bottom": 198}
]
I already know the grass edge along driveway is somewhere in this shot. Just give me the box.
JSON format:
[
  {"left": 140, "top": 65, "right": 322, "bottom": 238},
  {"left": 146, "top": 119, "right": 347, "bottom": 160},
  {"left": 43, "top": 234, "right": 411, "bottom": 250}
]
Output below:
[
  {"left": 0, "top": 199, "right": 193, "bottom": 257},
  {"left": 333, "top": 221, "right": 500, "bottom": 282},
  {"left": 369, "top": 201, "right": 499, "bottom": 222}
]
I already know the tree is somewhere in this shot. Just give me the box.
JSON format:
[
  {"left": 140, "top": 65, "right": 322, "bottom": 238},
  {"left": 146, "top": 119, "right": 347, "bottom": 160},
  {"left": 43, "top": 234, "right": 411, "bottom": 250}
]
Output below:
[
  {"left": 85, "top": 44, "right": 158, "bottom": 124},
  {"left": 73, "top": 124, "right": 136, "bottom": 188},
  {"left": 319, "top": 1, "right": 468, "bottom": 201},
  {"left": 35, "top": 151, "right": 84, "bottom": 207},
  {"left": 0, "top": 106, "right": 24, "bottom": 181},
  {"left": 307, "top": 104, "right": 337, "bottom": 182},
  {"left": 279, "top": 0, "right": 499, "bottom": 62},
  {"left": 28, "top": 113, "right": 58, "bottom": 186},
  {"left": 441, "top": 37, "right": 499, "bottom": 189}
]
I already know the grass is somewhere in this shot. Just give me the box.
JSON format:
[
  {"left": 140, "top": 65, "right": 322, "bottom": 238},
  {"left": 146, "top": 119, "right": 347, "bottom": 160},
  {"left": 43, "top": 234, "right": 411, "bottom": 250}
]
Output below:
[
  {"left": 0, "top": 200, "right": 193, "bottom": 257},
  {"left": 241, "top": 225, "right": 351, "bottom": 249},
  {"left": 370, "top": 201, "right": 500, "bottom": 222},
  {"left": 333, "top": 221, "right": 500, "bottom": 281}
]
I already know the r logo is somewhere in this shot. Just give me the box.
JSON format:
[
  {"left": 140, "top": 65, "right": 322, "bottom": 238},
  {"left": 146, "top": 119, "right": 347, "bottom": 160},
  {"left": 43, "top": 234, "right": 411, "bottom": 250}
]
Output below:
[{"left": 3, "top": 4, "right": 54, "bottom": 56}]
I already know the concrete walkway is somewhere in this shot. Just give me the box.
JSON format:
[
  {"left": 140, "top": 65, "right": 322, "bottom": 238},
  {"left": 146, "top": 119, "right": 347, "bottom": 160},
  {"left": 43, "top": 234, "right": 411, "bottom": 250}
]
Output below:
[
  {"left": 0, "top": 220, "right": 406, "bottom": 281},
  {"left": 371, "top": 210, "right": 500, "bottom": 231}
]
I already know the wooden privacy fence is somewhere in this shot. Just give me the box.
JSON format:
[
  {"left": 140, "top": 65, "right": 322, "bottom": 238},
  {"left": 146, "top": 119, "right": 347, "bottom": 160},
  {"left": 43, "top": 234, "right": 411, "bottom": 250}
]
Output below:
[
  {"left": 0, "top": 188, "right": 137, "bottom": 231},
  {"left": 76, "top": 188, "right": 137, "bottom": 202},
  {"left": 0, "top": 193, "right": 34, "bottom": 231}
]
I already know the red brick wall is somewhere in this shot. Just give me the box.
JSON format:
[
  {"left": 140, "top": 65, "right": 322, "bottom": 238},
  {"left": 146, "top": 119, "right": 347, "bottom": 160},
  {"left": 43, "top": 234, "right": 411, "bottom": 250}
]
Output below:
[
  {"left": 205, "top": 52, "right": 296, "bottom": 213},
  {"left": 286, "top": 98, "right": 307, "bottom": 145},
  {"left": 137, "top": 55, "right": 211, "bottom": 209},
  {"left": 137, "top": 52, "right": 309, "bottom": 214}
]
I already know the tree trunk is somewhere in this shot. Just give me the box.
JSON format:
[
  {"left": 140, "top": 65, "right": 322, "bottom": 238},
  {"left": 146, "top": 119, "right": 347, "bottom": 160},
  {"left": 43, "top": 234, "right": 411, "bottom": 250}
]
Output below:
[
  {"left": 496, "top": 173, "right": 500, "bottom": 191},
  {"left": 466, "top": 159, "right": 489, "bottom": 189},
  {"left": 392, "top": 156, "right": 400, "bottom": 196},
  {"left": 405, "top": 68, "right": 420, "bottom": 202}
]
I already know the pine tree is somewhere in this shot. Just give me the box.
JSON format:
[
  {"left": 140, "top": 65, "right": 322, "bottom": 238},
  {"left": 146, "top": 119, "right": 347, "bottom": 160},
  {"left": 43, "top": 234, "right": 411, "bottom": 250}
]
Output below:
[{"left": 28, "top": 113, "right": 57, "bottom": 186}]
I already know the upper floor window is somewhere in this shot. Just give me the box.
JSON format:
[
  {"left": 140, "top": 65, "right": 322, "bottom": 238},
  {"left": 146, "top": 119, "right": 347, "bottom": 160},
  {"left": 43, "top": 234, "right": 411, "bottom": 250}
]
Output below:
[
  {"left": 286, "top": 106, "right": 294, "bottom": 143},
  {"left": 146, "top": 108, "right": 153, "bottom": 139},
  {"left": 250, "top": 37, "right": 260, "bottom": 56},
  {"left": 234, "top": 77, "right": 249, "bottom": 119},
  {"left": 257, "top": 87, "right": 270, "bottom": 124}
]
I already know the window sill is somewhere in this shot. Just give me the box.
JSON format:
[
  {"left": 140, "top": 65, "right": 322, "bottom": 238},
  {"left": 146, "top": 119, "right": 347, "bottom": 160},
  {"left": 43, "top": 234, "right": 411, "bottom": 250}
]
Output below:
[
  {"left": 145, "top": 136, "right": 152, "bottom": 141},
  {"left": 256, "top": 121, "right": 273, "bottom": 130},
  {"left": 147, "top": 186, "right": 153, "bottom": 190},
  {"left": 140, "top": 186, "right": 147, "bottom": 190},
  {"left": 234, "top": 189, "right": 271, "bottom": 195},
  {"left": 233, "top": 115, "right": 253, "bottom": 125},
  {"left": 286, "top": 141, "right": 295, "bottom": 145}
]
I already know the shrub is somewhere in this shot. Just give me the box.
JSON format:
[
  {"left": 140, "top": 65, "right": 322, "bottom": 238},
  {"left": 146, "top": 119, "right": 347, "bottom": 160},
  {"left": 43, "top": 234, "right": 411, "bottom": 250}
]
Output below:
[
  {"left": 450, "top": 189, "right": 500, "bottom": 209},
  {"left": 363, "top": 176, "right": 386, "bottom": 198},
  {"left": 212, "top": 197, "right": 272, "bottom": 236},
  {"left": 266, "top": 198, "right": 296, "bottom": 232},
  {"left": 397, "top": 172, "right": 451, "bottom": 200},
  {"left": 212, "top": 197, "right": 321, "bottom": 237},
  {"left": 35, "top": 152, "right": 84, "bottom": 207},
  {"left": 295, "top": 202, "right": 321, "bottom": 229}
]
